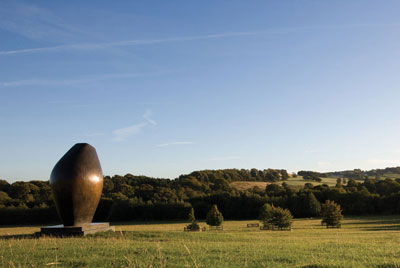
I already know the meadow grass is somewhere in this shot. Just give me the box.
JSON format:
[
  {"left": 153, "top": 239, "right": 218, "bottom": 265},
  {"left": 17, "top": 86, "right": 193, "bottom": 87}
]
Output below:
[
  {"left": 231, "top": 177, "right": 338, "bottom": 191},
  {"left": 1, "top": 216, "right": 400, "bottom": 267}
]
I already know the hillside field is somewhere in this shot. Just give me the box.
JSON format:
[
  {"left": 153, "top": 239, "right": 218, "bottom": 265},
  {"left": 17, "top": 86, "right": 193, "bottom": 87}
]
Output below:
[
  {"left": 231, "top": 176, "right": 338, "bottom": 191},
  {"left": 1, "top": 216, "right": 400, "bottom": 267}
]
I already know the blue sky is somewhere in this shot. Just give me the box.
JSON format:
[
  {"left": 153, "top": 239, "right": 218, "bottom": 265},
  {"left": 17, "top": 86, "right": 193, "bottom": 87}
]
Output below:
[{"left": 1, "top": 1, "right": 400, "bottom": 182}]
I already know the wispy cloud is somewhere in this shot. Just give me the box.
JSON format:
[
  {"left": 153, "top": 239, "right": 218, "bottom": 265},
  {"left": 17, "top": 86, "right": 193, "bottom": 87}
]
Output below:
[
  {"left": 0, "top": 2, "right": 91, "bottom": 43},
  {"left": 208, "top": 156, "right": 241, "bottom": 161},
  {"left": 113, "top": 123, "right": 147, "bottom": 142},
  {"left": 0, "top": 32, "right": 259, "bottom": 55},
  {"left": 2, "top": 23, "right": 399, "bottom": 56},
  {"left": 143, "top": 110, "right": 157, "bottom": 126},
  {"left": 156, "top": 141, "right": 194, "bottom": 148},
  {"left": 368, "top": 159, "right": 400, "bottom": 166},
  {"left": 0, "top": 71, "right": 170, "bottom": 87},
  {"left": 112, "top": 110, "right": 157, "bottom": 142}
]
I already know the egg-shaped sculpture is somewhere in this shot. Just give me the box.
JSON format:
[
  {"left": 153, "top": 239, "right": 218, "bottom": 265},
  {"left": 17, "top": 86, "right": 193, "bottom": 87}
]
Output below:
[{"left": 50, "top": 143, "right": 103, "bottom": 226}]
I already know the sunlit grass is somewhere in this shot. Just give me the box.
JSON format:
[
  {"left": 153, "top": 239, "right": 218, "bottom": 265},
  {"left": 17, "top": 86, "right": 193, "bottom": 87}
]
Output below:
[
  {"left": 1, "top": 216, "right": 400, "bottom": 267},
  {"left": 231, "top": 176, "right": 338, "bottom": 191}
]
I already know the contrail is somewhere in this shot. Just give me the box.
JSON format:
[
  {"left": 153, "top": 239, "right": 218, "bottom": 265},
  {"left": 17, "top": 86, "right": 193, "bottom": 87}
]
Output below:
[{"left": 1, "top": 23, "right": 399, "bottom": 56}]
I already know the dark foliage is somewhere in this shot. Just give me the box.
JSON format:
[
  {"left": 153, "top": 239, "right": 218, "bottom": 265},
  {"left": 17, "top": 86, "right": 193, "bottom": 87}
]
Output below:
[
  {"left": 259, "top": 203, "right": 292, "bottom": 230},
  {"left": 206, "top": 204, "right": 224, "bottom": 226},
  {"left": 1, "top": 167, "right": 400, "bottom": 225},
  {"left": 186, "top": 208, "right": 200, "bottom": 231},
  {"left": 321, "top": 200, "right": 343, "bottom": 228}
]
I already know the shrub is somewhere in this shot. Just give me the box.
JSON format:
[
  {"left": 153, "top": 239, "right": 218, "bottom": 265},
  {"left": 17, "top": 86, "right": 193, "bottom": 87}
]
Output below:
[
  {"left": 321, "top": 200, "right": 343, "bottom": 228},
  {"left": 259, "top": 203, "right": 293, "bottom": 230},
  {"left": 186, "top": 222, "right": 200, "bottom": 231},
  {"left": 206, "top": 204, "right": 224, "bottom": 226},
  {"left": 186, "top": 207, "right": 200, "bottom": 231}
]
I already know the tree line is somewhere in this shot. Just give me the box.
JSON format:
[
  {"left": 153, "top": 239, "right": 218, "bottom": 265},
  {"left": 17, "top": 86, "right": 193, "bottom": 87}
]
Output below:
[{"left": 1, "top": 167, "right": 400, "bottom": 225}]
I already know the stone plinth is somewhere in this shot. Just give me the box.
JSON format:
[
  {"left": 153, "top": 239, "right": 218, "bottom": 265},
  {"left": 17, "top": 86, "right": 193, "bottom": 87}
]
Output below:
[{"left": 40, "top": 222, "right": 114, "bottom": 237}]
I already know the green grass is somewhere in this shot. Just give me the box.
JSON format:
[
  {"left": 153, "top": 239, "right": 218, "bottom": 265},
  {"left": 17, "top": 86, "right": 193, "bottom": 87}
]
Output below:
[{"left": 1, "top": 216, "right": 400, "bottom": 267}]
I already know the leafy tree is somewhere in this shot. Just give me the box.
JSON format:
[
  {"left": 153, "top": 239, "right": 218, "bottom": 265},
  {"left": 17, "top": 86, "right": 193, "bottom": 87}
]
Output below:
[
  {"left": 321, "top": 200, "right": 343, "bottom": 228},
  {"left": 305, "top": 192, "right": 321, "bottom": 217},
  {"left": 264, "top": 169, "right": 281, "bottom": 182},
  {"left": 9, "top": 182, "right": 31, "bottom": 200},
  {"left": 335, "top": 178, "right": 342, "bottom": 187},
  {"left": 0, "top": 180, "right": 10, "bottom": 192},
  {"left": 280, "top": 170, "right": 289, "bottom": 180},
  {"left": 186, "top": 207, "right": 200, "bottom": 231},
  {"left": 259, "top": 203, "right": 274, "bottom": 223},
  {"left": 293, "top": 192, "right": 321, "bottom": 217},
  {"left": 103, "top": 176, "right": 115, "bottom": 194},
  {"left": 206, "top": 204, "right": 224, "bottom": 226},
  {"left": 265, "top": 184, "right": 285, "bottom": 197},
  {"left": 274, "top": 207, "right": 293, "bottom": 229},
  {"left": 304, "top": 183, "right": 314, "bottom": 189},
  {"left": 259, "top": 203, "right": 292, "bottom": 230},
  {"left": 347, "top": 179, "right": 358, "bottom": 188},
  {"left": 0, "top": 191, "right": 11, "bottom": 205}
]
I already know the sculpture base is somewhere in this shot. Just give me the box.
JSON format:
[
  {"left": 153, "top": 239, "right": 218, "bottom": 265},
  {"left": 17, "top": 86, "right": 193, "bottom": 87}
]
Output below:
[{"left": 39, "top": 222, "right": 115, "bottom": 237}]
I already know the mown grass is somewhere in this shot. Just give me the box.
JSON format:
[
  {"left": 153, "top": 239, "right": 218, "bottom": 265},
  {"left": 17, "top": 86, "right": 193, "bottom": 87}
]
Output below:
[{"left": 1, "top": 216, "right": 400, "bottom": 267}]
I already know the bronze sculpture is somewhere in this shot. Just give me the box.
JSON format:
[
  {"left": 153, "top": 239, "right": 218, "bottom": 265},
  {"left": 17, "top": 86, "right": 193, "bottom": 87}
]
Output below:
[
  {"left": 40, "top": 143, "right": 114, "bottom": 236},
  {"left": 50, "top": 143, "right": 103, "bottom": 226}
]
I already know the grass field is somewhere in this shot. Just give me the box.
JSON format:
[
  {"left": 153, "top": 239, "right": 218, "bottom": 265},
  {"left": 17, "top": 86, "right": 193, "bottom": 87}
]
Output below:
[
  {"left": 231, "top": 176, "right": 338, "bottom": 191},
  {"left": 1, "top": 216, "right": 400, "bottom": 267}
]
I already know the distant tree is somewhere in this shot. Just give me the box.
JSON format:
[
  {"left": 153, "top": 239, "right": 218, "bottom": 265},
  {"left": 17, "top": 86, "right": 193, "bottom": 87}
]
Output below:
[
  {"left": 321, "top": 200, "right": 343, "bottom": 228},
  {"left": 103, "top": 176, "right": 115, "bottom": 194},
  {"left": 0, "top": 180, "right": 10, "bottom": 193},
  {"left": 206, "top": 204, "right": 224, "bottom": 226},
  {"left": 186, "top": 207, "right": 200, "bottom": 231},
  {"left": 305, "top": 192, "right": 321, "bottom": 217},
  {"left": 188, "top": 207, "right": 196, "bottom": 222},
  {"left": 250, "top": 168, "right": 258, "bottom": 179},
  {"left": 264, "top": 169, "right": 281, "bottom": 182},
  {"left": 280, "top": 170, "right": 289, "bottom": 181},
  {"left": 304, "top": 183, "right": 314, "bottom": 189},
  {"left": 274, "top": 207, "right": 293, "bottom": 229},
  {"left": 259, "top": 203, "right": 292, "bottom": 230},
  {"left": 265, "top": 184, "right": 285, "bottom": 196},
  {"left": 336, "top": 178, "right": 342, "bottom": 187},
  {"left": 259, "top": 203, "right": 274, "bottom": 223},
  {"left": 347, "top": 179, "right": 358, "bottom": 188},
  {"left": 9, "top": 182, "right": 31, "bottom": 200},
  {"left": 364, "top": 179, "right": 376, "bottom": 193},
  {"left": 0, "top": 191, "right": 11, "bottom": 205}
]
